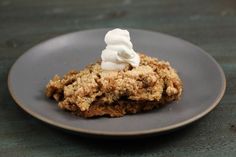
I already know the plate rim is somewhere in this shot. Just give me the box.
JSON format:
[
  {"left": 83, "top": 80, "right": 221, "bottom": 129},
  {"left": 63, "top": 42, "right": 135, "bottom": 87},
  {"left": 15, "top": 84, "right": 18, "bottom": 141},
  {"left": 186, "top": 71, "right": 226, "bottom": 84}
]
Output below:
[{"left": 8, "top": 28, "right": 226, "bottom": 137}]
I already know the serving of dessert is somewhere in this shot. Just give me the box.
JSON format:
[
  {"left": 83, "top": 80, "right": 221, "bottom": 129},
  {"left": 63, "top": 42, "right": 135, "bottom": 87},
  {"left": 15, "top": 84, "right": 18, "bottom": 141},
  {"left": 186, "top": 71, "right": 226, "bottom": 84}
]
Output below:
[{"left": 45, "top": 28, "right": 183, "bottom": 118}]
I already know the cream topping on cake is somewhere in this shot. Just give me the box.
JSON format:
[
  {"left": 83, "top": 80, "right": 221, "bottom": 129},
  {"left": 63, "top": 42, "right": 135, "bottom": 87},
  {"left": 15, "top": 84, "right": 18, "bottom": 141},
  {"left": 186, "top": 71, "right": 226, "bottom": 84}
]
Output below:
[{"left": 101, "top": 28, "right": 140, "bottom": 70}]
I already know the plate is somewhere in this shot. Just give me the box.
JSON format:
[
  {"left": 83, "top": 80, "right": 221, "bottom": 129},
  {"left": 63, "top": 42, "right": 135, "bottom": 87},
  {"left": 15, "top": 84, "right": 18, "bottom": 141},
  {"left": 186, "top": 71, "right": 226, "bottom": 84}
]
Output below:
[{"left": 8, "top": 29, "right": 226, "bottom": 137}]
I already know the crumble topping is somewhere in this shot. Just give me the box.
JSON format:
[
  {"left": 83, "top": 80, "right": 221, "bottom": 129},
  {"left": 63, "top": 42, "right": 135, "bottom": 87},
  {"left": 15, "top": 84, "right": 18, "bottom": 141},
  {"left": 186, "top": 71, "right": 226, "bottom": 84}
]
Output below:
[{"left": 46, "top": 53, "right": 182, "bottom": 116}]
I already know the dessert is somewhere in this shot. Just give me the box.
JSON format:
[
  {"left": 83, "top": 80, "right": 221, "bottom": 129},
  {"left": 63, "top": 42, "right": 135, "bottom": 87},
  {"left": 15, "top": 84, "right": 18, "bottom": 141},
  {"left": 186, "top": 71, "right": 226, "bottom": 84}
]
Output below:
[{"left": 45, "top": 28, "right": 183, "bottom": 118}]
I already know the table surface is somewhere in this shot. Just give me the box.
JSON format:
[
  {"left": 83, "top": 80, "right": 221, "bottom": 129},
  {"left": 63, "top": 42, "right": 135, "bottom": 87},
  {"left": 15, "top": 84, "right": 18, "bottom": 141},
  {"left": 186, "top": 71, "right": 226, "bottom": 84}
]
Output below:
[{"left": 1, "top": 0, "right": 236, "bottom": 156}]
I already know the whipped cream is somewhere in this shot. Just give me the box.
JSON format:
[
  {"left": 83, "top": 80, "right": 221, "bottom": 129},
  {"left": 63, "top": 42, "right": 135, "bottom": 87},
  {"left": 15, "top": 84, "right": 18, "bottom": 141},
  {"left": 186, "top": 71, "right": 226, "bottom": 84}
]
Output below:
[{"left": 101, "top": 28, "right": 140, "bottom": 70}]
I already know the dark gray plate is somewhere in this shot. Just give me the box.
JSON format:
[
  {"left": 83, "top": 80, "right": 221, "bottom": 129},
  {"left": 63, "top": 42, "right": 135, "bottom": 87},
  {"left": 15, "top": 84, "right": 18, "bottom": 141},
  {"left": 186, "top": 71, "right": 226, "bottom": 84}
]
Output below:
[{"left": 8, "top": 29, "right": 226, "bottom": 137}]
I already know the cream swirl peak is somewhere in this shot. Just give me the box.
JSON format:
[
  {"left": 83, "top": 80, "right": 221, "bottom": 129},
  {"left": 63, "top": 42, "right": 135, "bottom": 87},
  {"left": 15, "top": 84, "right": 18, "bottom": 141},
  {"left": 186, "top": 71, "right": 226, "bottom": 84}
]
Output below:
[{"left": 101, "top": 28, "right": 140, "bottom": 70}]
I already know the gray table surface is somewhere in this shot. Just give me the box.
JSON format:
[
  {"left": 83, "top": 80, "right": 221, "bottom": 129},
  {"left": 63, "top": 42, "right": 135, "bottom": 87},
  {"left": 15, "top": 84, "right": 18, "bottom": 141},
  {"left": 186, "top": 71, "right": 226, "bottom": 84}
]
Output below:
[{"left": 1, "top": 0, "right": 236, "bottom": 156}]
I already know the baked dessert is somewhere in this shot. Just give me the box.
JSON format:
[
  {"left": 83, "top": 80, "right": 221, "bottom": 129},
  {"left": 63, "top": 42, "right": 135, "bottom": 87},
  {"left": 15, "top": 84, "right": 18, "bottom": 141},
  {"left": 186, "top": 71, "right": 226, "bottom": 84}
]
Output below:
[{"left": 45, "top": 29, "right": 183, "bottom": 118}]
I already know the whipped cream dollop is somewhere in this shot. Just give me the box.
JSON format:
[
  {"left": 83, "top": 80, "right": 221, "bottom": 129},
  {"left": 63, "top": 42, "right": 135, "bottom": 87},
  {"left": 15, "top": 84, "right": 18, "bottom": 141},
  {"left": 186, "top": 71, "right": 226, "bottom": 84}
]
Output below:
[{"left": 101, "top": 28, "right": 140, "bottom": 71}]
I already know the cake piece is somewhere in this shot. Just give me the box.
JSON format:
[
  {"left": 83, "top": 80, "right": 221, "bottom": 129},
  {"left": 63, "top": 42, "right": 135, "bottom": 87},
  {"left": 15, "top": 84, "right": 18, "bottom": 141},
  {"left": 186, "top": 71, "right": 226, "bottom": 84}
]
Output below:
[
  {"left": 45, "top": 54, "right": 182, "bottom": 118},
  {"left": 45, "top": 28, "right": 183, "bottom": 118}
]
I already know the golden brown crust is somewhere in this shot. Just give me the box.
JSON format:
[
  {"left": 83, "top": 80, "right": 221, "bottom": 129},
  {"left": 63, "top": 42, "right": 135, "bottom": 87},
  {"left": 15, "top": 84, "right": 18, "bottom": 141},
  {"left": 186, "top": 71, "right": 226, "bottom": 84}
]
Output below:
[{"left": 45, "top": 53, "right": 183, "bottom": 118}]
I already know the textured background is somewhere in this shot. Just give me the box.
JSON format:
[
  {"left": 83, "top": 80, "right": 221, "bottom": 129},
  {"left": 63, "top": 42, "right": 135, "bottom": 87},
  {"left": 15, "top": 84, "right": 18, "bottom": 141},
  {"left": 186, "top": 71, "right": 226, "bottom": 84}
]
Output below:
[{"left": 1, "top": 0, "right": 236, "bottom": 156}]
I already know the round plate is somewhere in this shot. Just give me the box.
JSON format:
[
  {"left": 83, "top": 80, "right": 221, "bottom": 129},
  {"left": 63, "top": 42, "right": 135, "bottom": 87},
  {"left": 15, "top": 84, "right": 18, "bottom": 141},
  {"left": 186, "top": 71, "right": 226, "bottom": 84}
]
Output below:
[{"left": 8, "top": 29, "right": 226, "bottom": 137}]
